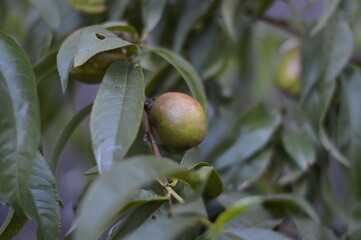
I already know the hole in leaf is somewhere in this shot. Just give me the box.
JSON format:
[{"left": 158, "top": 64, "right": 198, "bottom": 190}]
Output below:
[{"left": 95, "top": 33, "right": 106, "bottom": 40}]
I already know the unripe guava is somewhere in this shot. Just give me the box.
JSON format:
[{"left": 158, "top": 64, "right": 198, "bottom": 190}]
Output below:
[
  {"left": 69, "top": 49, "right": 124, "bottom": 84},
  {"left": 149, "top": 92, "right": 207, "bottom": 150},
  {"left": 275, "top": 47, "right": 300, "bottom": 97}
]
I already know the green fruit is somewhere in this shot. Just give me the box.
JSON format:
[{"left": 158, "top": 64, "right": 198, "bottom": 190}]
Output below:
[
  {"left": 275, "top": 47, "right": 301, "bottom": 97},
  {"left": 69, "top": 49, "right": 124, "bottom": 84},
  {"left": 149, "top": 92, "right": 207, "bottom": 150}
]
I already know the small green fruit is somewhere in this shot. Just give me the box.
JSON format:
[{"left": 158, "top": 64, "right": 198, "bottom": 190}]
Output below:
[
  {"left": 149, "top": 92, "right": 207, "bottom": 150},
  {"left": 69, "top": 49, "right": 124, "bottom": 84},
  {"left": 275, "top": 47, "right": 301, "bottom": 97}
]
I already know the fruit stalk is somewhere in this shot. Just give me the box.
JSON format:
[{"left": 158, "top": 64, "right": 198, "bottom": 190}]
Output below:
[{"left": 143, "top": 106, "right": 161, "bottom": 158}]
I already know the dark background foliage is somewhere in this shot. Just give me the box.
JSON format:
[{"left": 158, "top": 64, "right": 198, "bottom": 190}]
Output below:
[{"left": 1, "top": 0, "right": 361, "bottom": 239}]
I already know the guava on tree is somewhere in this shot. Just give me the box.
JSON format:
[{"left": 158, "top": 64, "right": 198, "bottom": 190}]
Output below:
[
  {"left": 275, "top": 45, "right": 301, "bottom": 97},
  {"left": 149, "top": 92, "right": 208, "bottom": 150}
]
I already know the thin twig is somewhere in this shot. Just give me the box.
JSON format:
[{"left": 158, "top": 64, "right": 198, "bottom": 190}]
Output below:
[
  {"left": 143, "top": 109, "right": 162, "bottom": 157},
  {"left": 259, "top": 15, "right": 302, "bottom": 37}
]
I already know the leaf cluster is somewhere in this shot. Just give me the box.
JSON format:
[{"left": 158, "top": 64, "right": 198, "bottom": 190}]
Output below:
[{"left": 1, "top": 0, "right": 361, "bottom": 239}]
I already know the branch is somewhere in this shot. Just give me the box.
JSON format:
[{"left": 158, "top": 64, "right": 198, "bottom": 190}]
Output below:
[{"left": 258, "top": 15, "right": 302, "bottom": 37}]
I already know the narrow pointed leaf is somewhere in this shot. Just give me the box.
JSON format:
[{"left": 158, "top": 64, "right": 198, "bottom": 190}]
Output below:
[
  {"left": 215, "top": 105, "right": 281, "bottom": 170},
  {"left": 227, "top": 147, "right": 272, "bottom": 186},
  {"left": 27, "top": 0, "right": 61, "bottom": 30},
  {"left": 221, "top": 0, "right": 240, "bottom": 40},
  {"left": 33, "top": 51, "right": 58, "bottom": 84},
  {"left": 57, "top": 29, "right": 81, "bottom": 91},
  {"left": 208, "top": 194, "right": 319, "bottom": 237},
  {"left": 29, "top": 152, "right": 61, "bottom": 240},
  {"left": 0, "top": 32, "right": 40, "bottom": 215},
  {"left": 223, "top": 228, "right": 292, "bottom": 240},
  {"left": 124, "top": 215, "right": 199, "bottom": 240},
  {"left": 282, "top": 129, "right": 316, "bottom": 170},
  {"left": 108, "top": 0, "right": 131, "bottom": 20},
  {"left": 75, "top": 156, "right": 180, "bottom": 240},
  {"left": 181, "top": 148, "right": 201, "bottom": 168},
  {"left": 143, "top": 47, "right": 207, "bottom": 111},
  {"left": 0, "top": 209, "right": 27, "bottom": 240},
  {"left": 141, "top": 0, "right": 167, "bottom": 36},
  {"left": 49, "top": 104, "right": 92, "bottom": 173},
  {"left": 301, "top": 19, "right": 353, "bottom": 166},
  {"left": 90, "top": 60, "right": 144, "bottom": 172},
  {"left": 173, "top": 1, "right": 210, "bottom": 52},
  {"left": 108, "top": 201, "right": 164, "bottom": 239},
  {"left": 68, "top": 0, "right": 107, "bottom": 14},
  {"left": 338, "top": 67, "right": 361, "bottom": 198},
  {"left": 310, "top": 0, "right": 341, "bottom": 35},
  {"left": 294, "top": 217, "right": 338, "bottom": 240}
]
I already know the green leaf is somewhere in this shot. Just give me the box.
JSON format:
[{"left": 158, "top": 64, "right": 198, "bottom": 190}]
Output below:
[
  {"left": 224, "top": 207, "right": 282, "bottom": 231},
  {"left": 37, "top": 70, "right": 65, "bottom": 128},
  {"left": 124, "top": 215, "right": 199, "bottom": 240},
  {"left": 338, "top": 67, "right": 361, "bottom": 198},
  {"left": 143, "top": 47, "right": 207, "bottom": 111},
  {"left": 33, "top": 51, "right": 58, "bottom": 84},
  {"left": 0, "top": 32, "right": 40, "bottom": 215},
  {"left": 120, "top": 189, "right": 169, "bottom": 214},
  {"left": 49, "top": 104, "right": 92, "bottom": 173},
  {"left": 221, "top": 0, "right": 240, "bottom": 40},
  {"left": 27, "top": 0, "right": 61, "bottom": 30},
  {"left": 201, "top": 110, "right": 236, "bottom": 158},
  {"left": 301, "top": 18, "right": 353, "bottom": 166},
  {"left": 68, "top": 0, "right": 106, "bottom": 14},
  {"left": 208, "top": 194, "right": 319, "bottom": 237},
  {"left": 222, "top": 228, "right": 292, "bottom": 240},
  {"left": 226, "top": 147, "right": 272, "bottom": 187},
  {"left": 141, "top": 0, "right": 167, "bottom": 37},
  {"left": 282, "top": 129, "right": 316, "bottom": 170},
  {"left": 181, "top": 150, "right": 223, "bottom": 199},
  {"left": 108, "top": 201, "right": 164, "bottom": 239},
  {"left": 29, "top": 152, "right": 61, "bottom": 240},
  {"left": 57, "top": 26, "right": 136, "bottom": 91},
  {"left": 294, "top": 217, "right": 338, "bottom": 240},
  {"left": 75, "top": 156, "right": 180, "bottom": 240},
  {"left": 112, "top": 198, "right": 207, "bottom": 240},
  {"left": 0, "top": 209, "right": 27, "bottom": 240},
  {"left": 172, "top": 198, "right": 208, "bottom": 218},
  {"left": 57, "top": 28, "right": 81, "bottom": 92},
  {"left": 310, "top": 0, "right": 341, "bottom": 35},
  {"left": 90, "top": 60, "right": 144, "bottom": 172},
  {"left": 181, "top": 147, "right": 201, "bottom": 168},
  {"left": 102, "top": 22, "right": 140, "bottom": 42},
  {"left": 172, "top": 1, "right": 210, "bottom": 52},
  {"left": 213, "top": 196, "right": 263, "bottom": 233},
  {"left": 108, "top": 0, "right": 131, "bottom": 20},
  {"left": 192, "top": 163, "right": 223, "bottom": 199},
  {"left": 74, "top": 26, "right": 136, "bottom": 67},
  {"left": 215, "top": 105, "right": 281, "bottom": 170}
]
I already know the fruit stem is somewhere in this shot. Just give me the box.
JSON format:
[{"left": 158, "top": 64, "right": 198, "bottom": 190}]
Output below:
[
  {"left": 143, "top": 104, "right": 161, "bottom": 157},
  {"left": 143, "top": 98, "right": 185, "bottom": 204}
]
